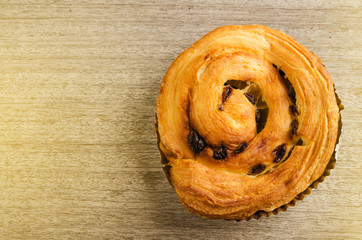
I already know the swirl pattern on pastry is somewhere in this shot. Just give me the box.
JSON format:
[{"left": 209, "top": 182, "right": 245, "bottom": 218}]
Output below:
[{"left": 156, "top": 25, "right": 342, "bottom": 220}]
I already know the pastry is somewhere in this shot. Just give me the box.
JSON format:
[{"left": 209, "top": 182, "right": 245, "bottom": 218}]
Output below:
[{"left": 155, "top": 25, "right": 343, "bottom": 220}]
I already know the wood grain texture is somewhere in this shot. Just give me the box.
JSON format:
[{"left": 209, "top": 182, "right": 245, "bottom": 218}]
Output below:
[{"left": 0, "top": 0, "right": 361, "bottom": 239}]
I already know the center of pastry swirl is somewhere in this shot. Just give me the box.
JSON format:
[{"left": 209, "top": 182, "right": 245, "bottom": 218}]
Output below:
[
  {"left": 188, "top": 53, "right": 295, "bottom": 174},
  {"left": 190, "top": 54, "right": 259, "bottom": 149}
]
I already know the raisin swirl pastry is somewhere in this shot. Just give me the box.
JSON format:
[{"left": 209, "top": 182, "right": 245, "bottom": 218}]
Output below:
[{"left": 155, "top": 25, "right": 342, "bottom": 220}]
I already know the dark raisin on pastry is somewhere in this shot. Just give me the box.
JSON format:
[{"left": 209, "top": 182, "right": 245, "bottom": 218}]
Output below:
[
  {"left": 213, "top": 145, "right": 228, "bottom": 160},
  {"left": 222, "top": 86, "right": 233, "bottom": 102},
  {"left": 235, "top": 141, "right": 247, "bottom": 154},
  {"left": 273, "top": 144, "right": 286, "bottom": 163},
  {"left": 279, "top": 69, "right": 297, "bottom": 105},
  {"left": 188, "top": 129, "right": 206, "bottom": 154},
  {"left": 290, "top": 119, "right": 299, "bottom": 136},
  {"left": 289, "top": 105, "right": 299, "bottom": 116},
  {"left": 248, "top": 163, "right": 266, "bottom": 175}
]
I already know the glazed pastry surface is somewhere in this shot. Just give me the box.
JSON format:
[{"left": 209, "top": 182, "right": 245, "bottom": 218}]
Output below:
[{"left": 156, "top": 25, "right": 341, "bottom": 220}]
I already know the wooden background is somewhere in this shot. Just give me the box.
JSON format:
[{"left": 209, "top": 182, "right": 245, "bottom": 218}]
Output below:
[{"left": 0, "top": 1, "right": 361, "bottom": 239}]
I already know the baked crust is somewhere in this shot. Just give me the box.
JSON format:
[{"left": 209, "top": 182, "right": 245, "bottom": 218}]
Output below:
[{"left": 155, "top": 25, "right": 342, "bottom": 220}]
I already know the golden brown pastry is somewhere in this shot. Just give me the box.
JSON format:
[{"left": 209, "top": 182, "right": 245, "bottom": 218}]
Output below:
[{"left": 155, "top": 25, "right": 342, "bottom": 220}]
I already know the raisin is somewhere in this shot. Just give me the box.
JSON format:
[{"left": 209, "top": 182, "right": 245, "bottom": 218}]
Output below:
[
  {"left": 213, "top": 145, "right": 228, "bottom": 160},
  {"left": 188, "top": 130, "right": 206, "bottom": 154},
  {"left": 235, "top": 141, "right": 247, "bottom": 154},
  {"left": 222, "top": 86, "right": 232, "bottom": 103},
  {"left": 290, "top": 119, "right": 299, "bottom": 136},
  {"left": 218, "top": 104, "right": 224, "bottom": 111},
  {"left": 248, "top": 163, "right": 266, "bottom": 175},
  {"left": 244, "top": 93, "right": 256, "bottom": 105},
  {"left": 273, "top": 144, "right": 286, "bottom": 163},
  {"left": 289, "top": 105, "right": 299, "bottom": 116},
  {"left": 296, "top": 138, "right": 303, "bottom": 146},
  {"left": 288, "top": 85, "right": 296, "bottom": 105},
  {"left": 278, "top": 69, "right": 297, "bottom": 105}
]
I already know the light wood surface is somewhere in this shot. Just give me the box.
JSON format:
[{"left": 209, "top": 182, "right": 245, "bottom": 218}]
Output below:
[{"left": 0, "top": 1, "right": 361, "bottom": 239}]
